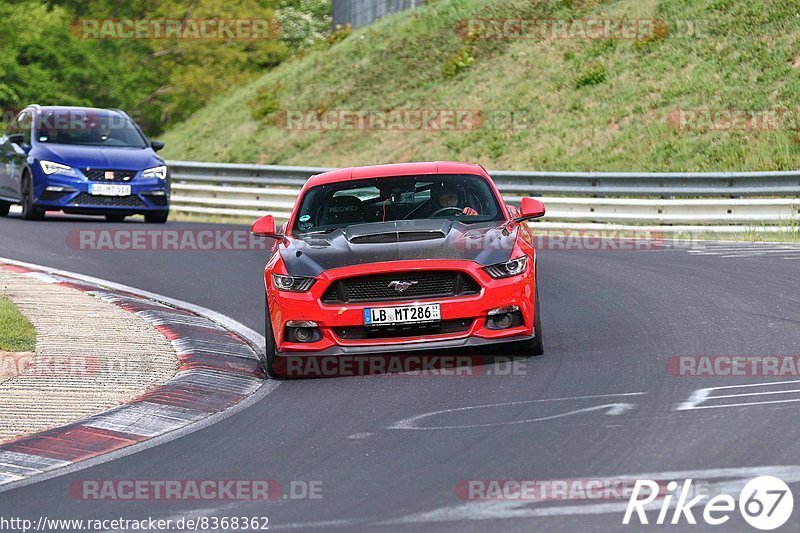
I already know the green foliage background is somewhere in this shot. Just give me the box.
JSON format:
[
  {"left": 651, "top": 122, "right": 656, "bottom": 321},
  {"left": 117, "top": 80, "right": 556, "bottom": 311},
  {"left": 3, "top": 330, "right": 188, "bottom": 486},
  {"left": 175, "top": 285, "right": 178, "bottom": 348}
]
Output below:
[{"left": 0, "top": 0, "right": 331, "bottom": 135}]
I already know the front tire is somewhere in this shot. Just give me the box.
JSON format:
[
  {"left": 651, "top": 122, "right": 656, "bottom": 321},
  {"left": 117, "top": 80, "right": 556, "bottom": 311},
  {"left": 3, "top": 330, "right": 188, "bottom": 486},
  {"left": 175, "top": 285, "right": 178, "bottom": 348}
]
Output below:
[
  {"left": 144, "top": 211, "right": 168, "bottom": 224},
  {"left": 512, "top": 286, "right": 544, "bottom": 356},
  {"left": 21, "top": 174, "right": 44, "bottom": 221},
  {"left": 262, "top": 293, "right": 284, "bottom": 378},
  {"left": 0, "top": 201, "right": 9, "bottom": 217}
]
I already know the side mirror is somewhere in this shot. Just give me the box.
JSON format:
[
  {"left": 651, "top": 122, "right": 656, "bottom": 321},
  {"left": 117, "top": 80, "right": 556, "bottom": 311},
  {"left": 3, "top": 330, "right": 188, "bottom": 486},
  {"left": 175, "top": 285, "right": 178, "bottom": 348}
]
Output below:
[
  {"left": 514, "top": 197, "right": 546, "bottom": 222},
  {"left": 251, "top": 215, "right": 284, "bottom": 240},
  {"left": 8, "top": 134, "right": 31, "bottom": 153},
  {"left": 150, "top": 140, "right": 165, "bottom": 151}
]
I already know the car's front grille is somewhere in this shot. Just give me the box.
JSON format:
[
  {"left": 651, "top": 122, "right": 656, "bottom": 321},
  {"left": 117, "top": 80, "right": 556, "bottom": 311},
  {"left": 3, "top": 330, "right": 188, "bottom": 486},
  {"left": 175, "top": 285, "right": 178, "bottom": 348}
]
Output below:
[
  {"left": 70, "top": 193, "right": 145, "bottom": 207},
  {"left": 334, "top": 318, "right": 473, "bottom": 340},
  {"left": 322, "top": 271, "right": 480, "bottom": 303},
  {"left": 83, "top": 169, "right": 137, "bottom": 182}
]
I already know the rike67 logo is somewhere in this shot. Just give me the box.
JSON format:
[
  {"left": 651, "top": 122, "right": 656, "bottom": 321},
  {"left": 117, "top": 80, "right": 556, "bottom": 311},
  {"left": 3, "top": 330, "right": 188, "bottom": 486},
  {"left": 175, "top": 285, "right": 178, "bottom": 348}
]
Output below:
[{"left": 624, "top": 476, "right": 793, "bottom": 530}]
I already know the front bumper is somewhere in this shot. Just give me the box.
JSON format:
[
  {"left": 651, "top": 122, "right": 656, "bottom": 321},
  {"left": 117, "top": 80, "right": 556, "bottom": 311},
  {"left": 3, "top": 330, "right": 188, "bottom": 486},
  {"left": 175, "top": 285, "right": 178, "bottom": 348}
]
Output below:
[
  {"left": 32, "top": 169, "right": 169, "bottom": 214},
  {"left": 286, "top": 333, "right": 536, "bottom": 356},
  {"left": 266, "top": 259, "right": 536, "bottom": 355}
]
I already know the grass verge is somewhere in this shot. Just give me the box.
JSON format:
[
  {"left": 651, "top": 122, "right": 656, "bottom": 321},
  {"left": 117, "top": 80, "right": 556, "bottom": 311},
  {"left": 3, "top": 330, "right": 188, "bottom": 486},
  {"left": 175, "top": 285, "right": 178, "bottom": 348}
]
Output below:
[{"left": 0, "top": 297, "right": 36, "bottom": 352}]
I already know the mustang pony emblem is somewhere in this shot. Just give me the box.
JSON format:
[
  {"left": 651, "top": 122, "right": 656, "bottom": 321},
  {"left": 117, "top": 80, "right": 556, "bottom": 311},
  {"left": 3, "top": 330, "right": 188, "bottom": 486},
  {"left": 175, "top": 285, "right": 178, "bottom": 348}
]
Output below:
[{"left": 388, "top": 280, "right": 418, "bottom": 293}]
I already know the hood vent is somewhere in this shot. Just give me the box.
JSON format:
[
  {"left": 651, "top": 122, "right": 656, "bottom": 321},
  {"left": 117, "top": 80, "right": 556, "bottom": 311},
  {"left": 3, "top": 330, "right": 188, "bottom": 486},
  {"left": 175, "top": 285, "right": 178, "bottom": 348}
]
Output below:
[{"left": 350, "top": 231, "right": 446, "bottom": 244}]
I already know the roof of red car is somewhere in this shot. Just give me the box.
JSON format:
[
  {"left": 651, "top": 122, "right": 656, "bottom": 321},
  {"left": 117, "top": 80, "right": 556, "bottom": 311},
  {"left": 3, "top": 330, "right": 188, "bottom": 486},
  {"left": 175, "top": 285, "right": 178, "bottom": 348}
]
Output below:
[{"left": 305, "top": 161, "right": 486, "bottom": 188}]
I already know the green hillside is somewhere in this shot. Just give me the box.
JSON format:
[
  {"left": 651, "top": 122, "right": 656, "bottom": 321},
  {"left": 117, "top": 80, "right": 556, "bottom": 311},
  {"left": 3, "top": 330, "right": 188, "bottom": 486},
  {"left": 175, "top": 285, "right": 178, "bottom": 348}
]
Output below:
[{"left": 162, "top": 0, "right": 800, "bottom": 171}]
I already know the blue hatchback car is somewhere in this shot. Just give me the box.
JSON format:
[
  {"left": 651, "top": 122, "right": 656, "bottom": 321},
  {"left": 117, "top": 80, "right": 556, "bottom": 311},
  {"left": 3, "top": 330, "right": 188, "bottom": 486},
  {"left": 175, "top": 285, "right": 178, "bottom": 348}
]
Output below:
[{"left": 0, "top": 105, "right": 170, "bottom": 222}]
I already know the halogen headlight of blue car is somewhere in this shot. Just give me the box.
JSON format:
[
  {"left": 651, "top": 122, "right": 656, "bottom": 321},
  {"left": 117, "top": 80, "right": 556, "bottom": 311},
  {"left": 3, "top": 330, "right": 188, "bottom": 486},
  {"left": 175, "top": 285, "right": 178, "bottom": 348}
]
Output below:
[
  {"left": 272, "top": 273, "right": 315, "bottom": 292},
  {"left": 484, "top": 256, "right": 528, "bottom": 279},
  {"left": 141, "top": 165, "right": 168, "bottom": 180},
  {"left": 40, "top": 160, "right": 77, "bottom": 177}
]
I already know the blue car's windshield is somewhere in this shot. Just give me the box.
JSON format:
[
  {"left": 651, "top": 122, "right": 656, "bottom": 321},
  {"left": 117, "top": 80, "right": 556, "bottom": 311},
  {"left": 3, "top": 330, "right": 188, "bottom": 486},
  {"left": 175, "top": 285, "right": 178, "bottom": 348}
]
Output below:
[{"left": 35, "top": 109, "right": 148, "bottom": 148}]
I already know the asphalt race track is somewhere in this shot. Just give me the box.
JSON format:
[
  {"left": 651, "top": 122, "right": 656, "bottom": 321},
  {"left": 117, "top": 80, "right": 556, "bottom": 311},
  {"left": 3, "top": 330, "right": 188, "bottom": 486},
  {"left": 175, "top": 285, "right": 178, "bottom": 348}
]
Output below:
[{"left": 1, "top": 214, "right": 799, "bottom": 532}]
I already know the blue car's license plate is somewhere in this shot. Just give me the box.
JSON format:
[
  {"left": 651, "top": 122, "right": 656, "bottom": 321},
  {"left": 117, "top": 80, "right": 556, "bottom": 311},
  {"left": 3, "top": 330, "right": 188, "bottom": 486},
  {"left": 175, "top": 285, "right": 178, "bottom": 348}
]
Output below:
[{"left": 90, "top": 183, "right": 131, "bottom": 196}]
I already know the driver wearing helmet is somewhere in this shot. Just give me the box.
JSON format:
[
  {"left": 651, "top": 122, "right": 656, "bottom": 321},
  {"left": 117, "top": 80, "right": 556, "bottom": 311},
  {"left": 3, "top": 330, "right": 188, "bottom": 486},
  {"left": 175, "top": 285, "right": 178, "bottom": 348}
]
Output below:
[{"left": 431, "top": 182, "right": 478, "bottom": 216}]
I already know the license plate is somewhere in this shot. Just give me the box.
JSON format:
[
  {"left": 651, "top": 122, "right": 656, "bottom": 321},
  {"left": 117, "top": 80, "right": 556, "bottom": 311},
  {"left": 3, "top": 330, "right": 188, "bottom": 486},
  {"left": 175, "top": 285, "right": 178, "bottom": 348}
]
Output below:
[
  {"left": 90, "top": 184, "right": 131, "bottom": 196},
  {"left": 364, "top": 303, "right": 441, "bottom": 326}
]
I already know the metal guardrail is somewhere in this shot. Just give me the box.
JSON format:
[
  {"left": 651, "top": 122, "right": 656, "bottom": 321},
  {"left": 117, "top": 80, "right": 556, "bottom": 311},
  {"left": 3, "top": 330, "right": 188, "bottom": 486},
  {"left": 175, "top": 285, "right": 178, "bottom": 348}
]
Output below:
[{"left": 166, "top": 160, "right": 800, "bottom": 232}]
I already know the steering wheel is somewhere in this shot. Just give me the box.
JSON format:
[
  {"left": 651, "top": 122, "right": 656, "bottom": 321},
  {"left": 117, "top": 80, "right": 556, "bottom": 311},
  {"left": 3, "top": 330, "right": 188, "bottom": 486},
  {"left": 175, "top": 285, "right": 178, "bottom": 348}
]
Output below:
[{"left": 431, "top": 206, "right": 463, "bottom": 217}]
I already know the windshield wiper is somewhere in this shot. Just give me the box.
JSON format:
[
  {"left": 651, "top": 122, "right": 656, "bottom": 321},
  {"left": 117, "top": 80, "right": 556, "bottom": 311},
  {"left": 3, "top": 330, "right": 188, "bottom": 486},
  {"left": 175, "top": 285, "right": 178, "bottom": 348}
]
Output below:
[{"left": 301, "top": 228, "right": 340, "bottom": 235}]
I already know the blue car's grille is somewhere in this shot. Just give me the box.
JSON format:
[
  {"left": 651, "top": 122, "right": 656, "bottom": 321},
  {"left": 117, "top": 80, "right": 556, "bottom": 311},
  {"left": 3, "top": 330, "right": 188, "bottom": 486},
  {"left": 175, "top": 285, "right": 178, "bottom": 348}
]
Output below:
[
  {"left": 82, "top": 169, "right": 136, "bottom": 182},
  {"left": 70, "top": 193, "right": 145, "bottom": 207}
]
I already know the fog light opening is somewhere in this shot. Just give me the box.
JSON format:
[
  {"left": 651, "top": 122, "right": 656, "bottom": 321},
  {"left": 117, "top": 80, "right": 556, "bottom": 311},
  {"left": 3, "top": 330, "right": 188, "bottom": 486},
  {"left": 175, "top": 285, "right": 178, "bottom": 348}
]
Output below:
[
  {"left": 486, "top": 307, "right": 524, "bottom": 330},
  {"left": 493, "top": 313, "right": 513, "bottom": 329},
  {"left": 295, "top": 327, "right": 313, "bottom": 342},
  {"left": 285, "top": 321, "right": 322, "bottom": 343}
]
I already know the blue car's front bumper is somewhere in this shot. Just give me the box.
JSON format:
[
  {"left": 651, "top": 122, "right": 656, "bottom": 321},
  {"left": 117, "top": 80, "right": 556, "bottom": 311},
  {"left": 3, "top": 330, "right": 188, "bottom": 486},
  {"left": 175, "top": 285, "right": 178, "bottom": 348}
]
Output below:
[{"left": 32, "top": 168, "right": 170, "bottom": 215}]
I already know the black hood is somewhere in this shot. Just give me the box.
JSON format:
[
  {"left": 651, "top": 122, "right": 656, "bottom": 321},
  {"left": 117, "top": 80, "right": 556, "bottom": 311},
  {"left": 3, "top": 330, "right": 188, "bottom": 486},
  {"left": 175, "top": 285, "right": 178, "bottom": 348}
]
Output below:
[{"left": 279, "top": 219, "right": 517, "bottom": 277}]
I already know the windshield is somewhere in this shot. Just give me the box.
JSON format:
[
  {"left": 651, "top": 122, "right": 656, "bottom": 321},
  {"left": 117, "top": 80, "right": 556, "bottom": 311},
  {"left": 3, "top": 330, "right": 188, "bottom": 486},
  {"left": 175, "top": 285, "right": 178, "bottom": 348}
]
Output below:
[
  {"left": 34, "top": 109, "right": 148, "bottom": 148},
  {"left": 292, "top": 174, "right": 505, "bottom": 234}
]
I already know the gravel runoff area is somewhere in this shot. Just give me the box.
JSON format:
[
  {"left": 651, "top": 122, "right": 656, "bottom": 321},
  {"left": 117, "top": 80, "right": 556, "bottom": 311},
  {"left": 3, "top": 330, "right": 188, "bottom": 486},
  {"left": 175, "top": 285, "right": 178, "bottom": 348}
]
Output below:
[{"left": 0, "top": 268, "right": 178, "bottom": 442}]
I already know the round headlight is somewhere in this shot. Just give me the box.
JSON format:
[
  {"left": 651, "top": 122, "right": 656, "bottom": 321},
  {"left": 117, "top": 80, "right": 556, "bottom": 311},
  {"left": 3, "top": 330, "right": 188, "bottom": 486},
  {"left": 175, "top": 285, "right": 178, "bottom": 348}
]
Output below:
[
  {"left": 273, "top": 274, "right": 295, "bottom": 290},
  {"left": 505, "top": 259, "right": 525, "bottom": 275}
]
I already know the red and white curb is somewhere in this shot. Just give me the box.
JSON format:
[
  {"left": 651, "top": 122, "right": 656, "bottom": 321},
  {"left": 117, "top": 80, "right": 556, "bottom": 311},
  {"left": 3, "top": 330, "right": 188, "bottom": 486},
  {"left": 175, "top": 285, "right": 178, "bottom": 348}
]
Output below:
[{"left": 0, "top": 261, "right": 271, "bottom": 488}]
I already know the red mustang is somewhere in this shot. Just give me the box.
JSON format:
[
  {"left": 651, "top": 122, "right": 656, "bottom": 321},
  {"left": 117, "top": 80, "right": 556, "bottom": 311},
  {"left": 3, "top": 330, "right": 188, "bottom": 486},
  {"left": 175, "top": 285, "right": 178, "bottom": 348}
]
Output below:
[{"left": 251, "top": 162, "right": 546, "bottom": 378}]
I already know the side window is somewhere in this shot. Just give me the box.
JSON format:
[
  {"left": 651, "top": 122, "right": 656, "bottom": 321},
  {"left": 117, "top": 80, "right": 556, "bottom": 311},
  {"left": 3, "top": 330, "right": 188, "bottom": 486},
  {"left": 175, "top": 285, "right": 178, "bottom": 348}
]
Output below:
[{"left": 16, "top": 111, "right": 32, "bottom": 145}]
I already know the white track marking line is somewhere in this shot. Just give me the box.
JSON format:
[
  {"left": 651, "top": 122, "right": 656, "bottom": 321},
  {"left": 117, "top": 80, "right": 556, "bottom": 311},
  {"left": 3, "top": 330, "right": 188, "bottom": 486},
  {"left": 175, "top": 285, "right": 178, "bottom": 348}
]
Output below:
[
  {"left": 21, "top": 272, "right": 60, "bottom": 283},
  {"left": 676, "top": 379, "right": 800, "bottom": 411},
  {"left": 675, "top": 388, "right": 711, "bottom": 410},
  {"left": 388, "top": 393, "right": 644, "bottom": 430},
  {"left": 703, "top": 378, "right": 800, "bottom": 390},
  {"left": 709, "top": 388, "right": 800, "bottom": 400},
  {"left": 678, "top": 398, "right": 800, "bottom": 410}
]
